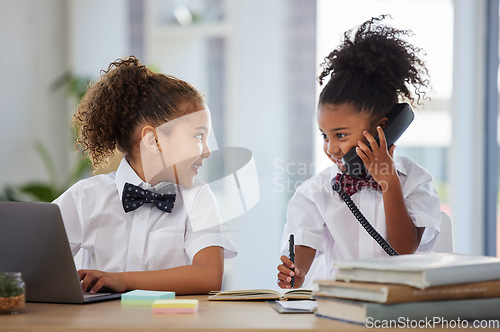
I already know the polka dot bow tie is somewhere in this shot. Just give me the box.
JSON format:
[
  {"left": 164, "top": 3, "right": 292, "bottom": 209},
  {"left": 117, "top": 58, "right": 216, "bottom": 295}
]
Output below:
[
  {"left": 122, "top": 182, "right": 176, "bottom": 213},
  {"left": 333, "top": 173, "right": 381, "bottom": 196}
]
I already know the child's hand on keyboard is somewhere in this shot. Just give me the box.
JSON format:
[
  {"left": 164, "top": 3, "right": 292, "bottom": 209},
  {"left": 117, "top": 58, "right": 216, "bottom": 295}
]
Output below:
[{"left": 78, "top": 269, "right": 126, "bottom": 294}]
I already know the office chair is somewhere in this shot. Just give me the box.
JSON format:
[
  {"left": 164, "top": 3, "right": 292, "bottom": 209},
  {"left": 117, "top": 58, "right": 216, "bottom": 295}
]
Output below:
[{"left": 431, "top": 211, "right": 454, "bottom": 253}]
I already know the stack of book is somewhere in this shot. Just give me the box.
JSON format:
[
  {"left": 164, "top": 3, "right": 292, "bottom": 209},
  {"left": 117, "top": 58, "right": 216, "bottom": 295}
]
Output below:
[{"left": 313, "top": 253, "right": 500, "bottom": 325}]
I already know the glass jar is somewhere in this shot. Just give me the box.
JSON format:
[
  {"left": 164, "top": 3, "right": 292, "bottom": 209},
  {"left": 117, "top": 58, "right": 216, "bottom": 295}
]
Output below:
[{"left": 0, "top": 272, "right": 25, "bottom": 314}]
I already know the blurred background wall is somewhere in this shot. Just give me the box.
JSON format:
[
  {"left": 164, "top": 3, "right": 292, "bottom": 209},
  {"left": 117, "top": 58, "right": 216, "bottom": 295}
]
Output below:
[{"left": 0, "top": 0, "right": 498, "bottom": 290}]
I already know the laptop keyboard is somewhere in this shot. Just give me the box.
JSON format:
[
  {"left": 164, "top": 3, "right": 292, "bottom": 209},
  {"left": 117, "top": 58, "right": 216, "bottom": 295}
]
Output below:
[{"left": 83, "top": 292, "right": 113, "bottom": 299}]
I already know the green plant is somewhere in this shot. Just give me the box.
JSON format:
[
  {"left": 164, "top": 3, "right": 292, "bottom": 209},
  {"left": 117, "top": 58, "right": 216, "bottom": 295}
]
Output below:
[
  {"left": 51, "top": 71, "right": 92, "bottom": 102},
  {"left": 0, "top": 274, "right": 23, "bottom": 298},
  {"left": 0, "top": 73, "right": 93, "bottom": 202},
  {"left": 7, "top": 140, "right": 92, "bottom": 202}
]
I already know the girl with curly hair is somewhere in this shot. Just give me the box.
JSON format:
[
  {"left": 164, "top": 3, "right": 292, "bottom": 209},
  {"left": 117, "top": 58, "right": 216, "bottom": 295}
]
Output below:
[
  {"left": 53, "top": 56, "right": 236, "bottom": 295},
  {"left": 277, "top": 16, "right": 441, "bottom": 289}
]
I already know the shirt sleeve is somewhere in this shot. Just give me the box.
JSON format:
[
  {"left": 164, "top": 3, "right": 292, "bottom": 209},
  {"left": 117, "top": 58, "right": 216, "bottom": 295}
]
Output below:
[
  {"left": 183, "top": 183, "right": 237, "bottom": 261},
  {"left": 281, "top": 188, "right": 326, "bottom": 255},
  {"left": 402, "top": 170, "right": 442, "bottom": 253},
  {"left": 52, "top": 182, "right": 83, "bottom": 257}
]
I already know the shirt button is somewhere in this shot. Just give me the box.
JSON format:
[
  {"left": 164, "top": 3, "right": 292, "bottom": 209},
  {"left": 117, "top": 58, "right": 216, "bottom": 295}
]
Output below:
[
  {"left": 140, "top": 214, "right": 145, "bottom": 220},
  {"left": 132, "top": 256, "right": 139, "bottom": 262}
]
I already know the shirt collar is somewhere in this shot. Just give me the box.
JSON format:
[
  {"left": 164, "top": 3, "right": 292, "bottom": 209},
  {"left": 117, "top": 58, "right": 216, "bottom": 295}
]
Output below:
[
  {"left": 393, "top": 152, "right": 407, "bottom": 176},
  {"left": 115, "top": 157, "right": 177, "bottom": 200}
]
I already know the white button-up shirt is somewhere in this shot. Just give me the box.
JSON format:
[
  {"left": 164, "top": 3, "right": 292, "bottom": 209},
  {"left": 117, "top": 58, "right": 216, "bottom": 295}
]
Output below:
[
  {"left": 53, "top": 158, "right": 237, "bottom": 272},
  {"left": 281, "top": 154, "right": 441, "bottom": 285}
]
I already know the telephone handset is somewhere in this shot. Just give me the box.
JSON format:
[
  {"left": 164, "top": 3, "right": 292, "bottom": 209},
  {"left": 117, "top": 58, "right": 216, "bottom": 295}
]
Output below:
[
  {"left": 342, "top": 103, "right": 415, "bottom": 178},
  {"left": 332, "top": 103, "right": 415, "bottom": 256}
]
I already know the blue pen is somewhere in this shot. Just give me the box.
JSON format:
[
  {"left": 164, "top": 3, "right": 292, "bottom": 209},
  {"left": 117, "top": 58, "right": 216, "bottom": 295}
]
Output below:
[{"left": 289, "top": 234, "right": 295, "bottom": 288}]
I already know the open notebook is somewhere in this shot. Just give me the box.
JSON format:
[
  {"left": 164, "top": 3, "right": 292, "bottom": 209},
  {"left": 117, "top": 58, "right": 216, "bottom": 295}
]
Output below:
[
  {"left": 208, "top": 288, "right": 313, "bottom": 301},
  {"left": 0, "top": 201, "right": 121, "bottom": 303}
]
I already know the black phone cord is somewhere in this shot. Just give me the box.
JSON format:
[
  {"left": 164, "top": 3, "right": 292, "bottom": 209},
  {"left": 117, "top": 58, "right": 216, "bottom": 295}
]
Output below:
[{"left": 332, "top": 171, "right": 399, "bottom": 256}]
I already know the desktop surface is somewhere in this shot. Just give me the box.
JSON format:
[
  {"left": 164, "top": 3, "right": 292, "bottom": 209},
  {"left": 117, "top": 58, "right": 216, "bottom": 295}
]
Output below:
[
  {"left": 1, "top": 295, "right": 356, "bottom": 331},
  {"left": 1, "top": 295, "right": 473, "bottom": 331}
]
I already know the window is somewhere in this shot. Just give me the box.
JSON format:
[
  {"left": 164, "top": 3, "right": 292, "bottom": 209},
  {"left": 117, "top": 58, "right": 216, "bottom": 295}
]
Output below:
[{"left": 316, "top": 0, "right": 453, "bottom": 212}]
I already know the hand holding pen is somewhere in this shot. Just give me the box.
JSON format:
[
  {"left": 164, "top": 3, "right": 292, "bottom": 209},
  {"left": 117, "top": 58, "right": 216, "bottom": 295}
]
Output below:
[{"left": 277, "top": 234, "right": 305, "bottom": 289}]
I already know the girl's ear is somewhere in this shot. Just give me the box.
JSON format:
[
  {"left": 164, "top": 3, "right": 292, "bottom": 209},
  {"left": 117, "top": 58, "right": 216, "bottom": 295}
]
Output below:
[
  {"left": 378, "top": 117, "right": 389, "bottom": 129},
  {"left": 141, "top": 126, "right": 161, "bottom": 153}
]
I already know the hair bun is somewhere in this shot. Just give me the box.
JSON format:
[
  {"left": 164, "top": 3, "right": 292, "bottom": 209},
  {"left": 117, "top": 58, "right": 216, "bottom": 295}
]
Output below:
[{"left": 318, "top": 15, "right": 430, "bottom": 114}]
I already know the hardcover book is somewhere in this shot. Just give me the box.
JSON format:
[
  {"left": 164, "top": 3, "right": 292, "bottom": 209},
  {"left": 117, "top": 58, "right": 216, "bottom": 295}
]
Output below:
[
  {"left": 315, "top": 297, "right": 500, "bottom": 325},
  {"left": 314, "top": 279, "right": 500, "bottom": 303},
  {"left": 333, "top": 253, "right": 500, "bottom": 289}
]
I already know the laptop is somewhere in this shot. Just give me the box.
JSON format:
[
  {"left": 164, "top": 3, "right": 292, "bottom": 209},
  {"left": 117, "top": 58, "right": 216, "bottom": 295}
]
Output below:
[{"left": 0, "top": 201, "right": 122, "bottom": 303}]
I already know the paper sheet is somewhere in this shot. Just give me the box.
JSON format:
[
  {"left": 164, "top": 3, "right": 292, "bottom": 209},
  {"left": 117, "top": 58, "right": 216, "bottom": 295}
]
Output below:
[{"left": 276, "top": 300, "right": 317, "bottom": 311}]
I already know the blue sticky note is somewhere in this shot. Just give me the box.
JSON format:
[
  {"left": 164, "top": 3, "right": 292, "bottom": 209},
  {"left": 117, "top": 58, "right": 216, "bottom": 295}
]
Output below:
[{"left": 121, "top": 290, "right": 175, "bottom": 305}]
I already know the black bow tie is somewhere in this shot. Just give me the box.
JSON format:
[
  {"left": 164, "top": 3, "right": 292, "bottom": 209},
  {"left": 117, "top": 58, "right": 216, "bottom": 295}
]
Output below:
[
  {"left": 333, "top": 173, "right": 381, "bottom": 196},
  {"left": 122, "top": 182, "right": 176, "bottom": 213}
]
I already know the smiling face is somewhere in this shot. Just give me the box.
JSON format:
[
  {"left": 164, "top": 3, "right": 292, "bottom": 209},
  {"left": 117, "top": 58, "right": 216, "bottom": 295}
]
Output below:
[
  {"left": 141, "top": 105, "right": 212, "bottom": 188},
  {"left": 317, "top": 103, "right": 376, "bottom": 171}
]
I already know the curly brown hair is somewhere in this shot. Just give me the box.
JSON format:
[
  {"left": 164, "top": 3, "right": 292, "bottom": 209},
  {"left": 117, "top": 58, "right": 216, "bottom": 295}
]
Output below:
[
  {"left": 74, "top": 56, "right": 204, "bottom": 166},
  {"left": 318, "top": 15, "right": 430, "bottom": 119}
]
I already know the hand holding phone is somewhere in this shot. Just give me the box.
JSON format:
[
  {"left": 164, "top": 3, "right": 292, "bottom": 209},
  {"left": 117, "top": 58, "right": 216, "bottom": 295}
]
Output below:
[
  {"left": 356, "top": 127, "right": 398, "bottom": 188},
  {"left": 342, "top": 103, "right": 414, "bottom": 178}
]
